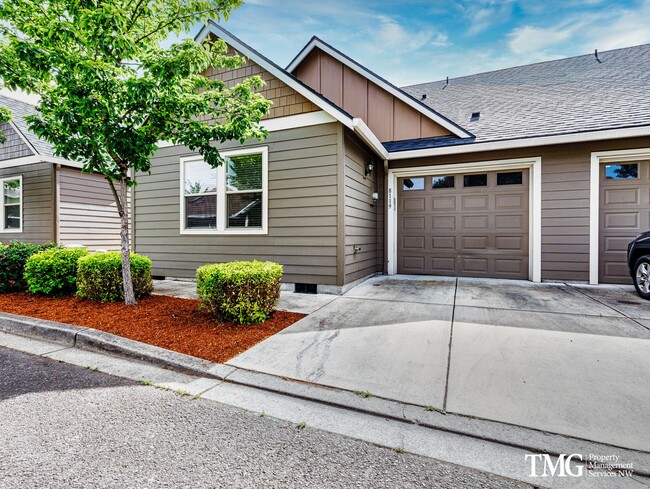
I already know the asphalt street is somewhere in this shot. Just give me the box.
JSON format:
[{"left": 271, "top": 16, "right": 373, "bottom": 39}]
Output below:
[{"left": 0, "top": 346, "right": 532, "bottom": 489}]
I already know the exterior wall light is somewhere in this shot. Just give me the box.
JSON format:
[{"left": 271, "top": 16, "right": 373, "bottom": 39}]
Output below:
[{"left": 365, "top": 160, "right": 374, "bottom": 177}]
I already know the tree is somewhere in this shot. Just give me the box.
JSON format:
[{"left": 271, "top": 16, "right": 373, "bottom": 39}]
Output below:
[
  {"left": 0, "top": 105, "right": 11, "bottom": 144},
  {"left": 0, "top": 0, "right": 271, "bottom": 304}
]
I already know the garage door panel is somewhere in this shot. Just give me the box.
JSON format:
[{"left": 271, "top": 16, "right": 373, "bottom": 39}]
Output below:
[
  {"left": 402, "top": 197, "right": 426, "bottom": 212},
  {"left": 604, "top": 212, "right": 639, "bottom": 230},
  {"left": 461, "top": 236, "right": 488, "bottom": 250},
  {"left": 432, "top": 257, "right": 456, "bottom": 273},
  {"left": 462, "top": 195, "right": 489, "bottom": 210},
  {"left": 495, "top": 259, "right": 526, "bottom": 275},
  {"left": 432, "top": 216, "right": 455, "bottom": 230},
  {"left": 398, "top": 170, "right": 529, "bottom": 279},
  {"left": 432, "top": 236, "right": 455, "bottom": 250},
  {"left": 604, "top": 188, "right": 639, "bottom": 205},
  {"left": 495, "top": 214, "right": 525, "bottom": 231},
  {"left": 432, "top": 196, "right": 455, "bottom": 210},
  {"left": 599, "top": 160, "right": 650, "bottom": 283},
  {"left": 495, "top": 236, "right": 525, "bottom": 251},
  {"left": 402, "top": 236, "right": 425, "bottom": 250},
  {"left": 496, "top": 193, "right": 525, "bottom": 209},
  {"left": 462, "top": 215, "right": 489, "bottom": 231},
  {"left": 402, "top": 256, "right": 426, "bottom": 271},
  {"left": 461, "top": 257, "right": 489, "bottom": 274},
  {"left": 403, "top": 216, "right": 426, "bottom": 230}
]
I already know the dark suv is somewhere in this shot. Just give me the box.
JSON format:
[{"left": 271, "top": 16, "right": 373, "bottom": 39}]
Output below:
[{"left": 628, "top": 231, "right": 650, "bottom": 299}]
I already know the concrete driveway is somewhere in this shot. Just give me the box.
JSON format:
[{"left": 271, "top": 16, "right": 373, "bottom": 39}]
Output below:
[{"left": 228, "top": 275, "right": 650, "bottom": 452}]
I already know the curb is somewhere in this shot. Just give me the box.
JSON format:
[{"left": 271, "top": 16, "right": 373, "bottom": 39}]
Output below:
[
  {"left": 0, "top": 312, "right": 232, "bottom": 380},
  {"left": 1, "top": 311, "right": 648, "bottom": 476}
]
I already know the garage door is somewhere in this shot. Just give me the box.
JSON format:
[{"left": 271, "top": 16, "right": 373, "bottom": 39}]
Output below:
[
  {"left": 599, "top": 160, "right": 650, "bottom": 283},
  {"left": 397, "top": 169, "right": 529, "bottom": 279}
]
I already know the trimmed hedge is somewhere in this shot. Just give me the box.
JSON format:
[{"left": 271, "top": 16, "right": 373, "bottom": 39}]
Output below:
[
  {"left": 24, "top": 247, "right": 89, "bottom": 295},
  {"left": 0, "top": 241, "right": 58, "bottom": 293},
  {"left": 77, "top": 251, "right": 153, "bottom": 302},
  {"left": 196, "top": 260, "right": 283, "bottom": 325}
]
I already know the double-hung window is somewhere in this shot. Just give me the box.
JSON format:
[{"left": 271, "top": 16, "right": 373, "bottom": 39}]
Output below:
[
  {"left": 1, "top": 176, "right": 22, "bottom": 233},
  {"left": 181, "top": 147, "right": 268, "bottom": 234}
]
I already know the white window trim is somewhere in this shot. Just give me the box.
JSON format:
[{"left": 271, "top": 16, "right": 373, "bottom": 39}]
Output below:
[
  {"left": 589, "top": 147, "right": 650, "bottom": 284},
  {"left": 0, "top": 175, "right": 23, "bottom": 234},
  {"left": 179, "top": 147, "right": 268, "bottom": 235},
  {"left": 387, "top": 157, "right": 542, "bottom": 282}
]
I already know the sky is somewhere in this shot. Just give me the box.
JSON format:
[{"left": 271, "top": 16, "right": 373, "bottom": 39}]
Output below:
[
  {"left": 2, "top": 0, "right": 650, "bottom": 103},
  {"left": 219, "top": 0, "right": 650, "bottom": 85}
]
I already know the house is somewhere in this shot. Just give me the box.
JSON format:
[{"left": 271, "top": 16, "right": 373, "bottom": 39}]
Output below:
[
  {"left": 133, "top": 22, "right": 650, "bottom": 292},
  {"left": 0, "top": 95, "right": 123, "bottom": 250}
]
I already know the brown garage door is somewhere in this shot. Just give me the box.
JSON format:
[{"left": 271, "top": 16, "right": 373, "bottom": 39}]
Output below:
[
  {"left": 397, "top": 170, "right": 529, "bottom": 279},
  {"left": 599, "top": 160, "right": 650, "bottom": 283}
]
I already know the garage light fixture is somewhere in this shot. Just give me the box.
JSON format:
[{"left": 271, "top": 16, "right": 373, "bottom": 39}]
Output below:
[{"left": 365, "top": 160, "right": 374, "bottom": 177}]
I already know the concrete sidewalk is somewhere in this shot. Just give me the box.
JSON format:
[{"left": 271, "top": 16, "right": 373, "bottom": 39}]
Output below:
[{"left": 225, "top": 275, "right": 650, "bottom": 452}]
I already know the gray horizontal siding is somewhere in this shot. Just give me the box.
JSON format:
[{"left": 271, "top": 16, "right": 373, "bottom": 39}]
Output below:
[
  {"left": 0, "top": 123, "right": 33, "bottom": 161},
  {"left": 0, "top": 162, "right": 54, "bottom": 243},
  {"left": 343, "top": 133, "right": 382, "bottom": 283},
  {"left": 134, "top": 123, "right": 341, "bottom": 284},
  {"left": 57, "top": 166, "right": 123, "bottom": 250}
]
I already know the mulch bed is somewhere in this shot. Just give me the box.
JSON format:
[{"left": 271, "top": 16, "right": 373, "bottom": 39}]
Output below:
[{"left": 0, "top": 293, "right": 304, "bottom": 363}]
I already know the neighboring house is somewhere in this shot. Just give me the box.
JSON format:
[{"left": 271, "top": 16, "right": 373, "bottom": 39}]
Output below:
[
  {"left": 0, "top": 95, "right": 123, "bottom": 250},
  {"left": 134, "top": 22, "right": 650, "bottom": 292}
]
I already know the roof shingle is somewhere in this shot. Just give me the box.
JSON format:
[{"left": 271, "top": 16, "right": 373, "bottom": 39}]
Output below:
[
  {"left": 0, "top": 94, "right": 54, "bottom": 157},
  {"left": 401, "top": 44, "right": 650, "bottom": 144}
]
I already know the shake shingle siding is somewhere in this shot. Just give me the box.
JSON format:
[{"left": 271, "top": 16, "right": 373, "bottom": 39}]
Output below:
[
  {"left": 0, "top": 123, "right": 33, "bottom": 161},
  {"left": 134, "top": 123, "right": 340, "bottom": 284},
  {"left": 0, "top": 162, "right": 54, "bottom": 243}
]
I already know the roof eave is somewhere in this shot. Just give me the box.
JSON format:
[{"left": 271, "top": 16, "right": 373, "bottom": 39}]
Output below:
[{"left": 387, "top": 125, "right": 650, "bottom": 160}]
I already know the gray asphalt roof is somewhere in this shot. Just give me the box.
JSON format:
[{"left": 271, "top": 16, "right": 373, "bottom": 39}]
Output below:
[
  {"left": 0, "top": 94, "right": 54, "bottom": 157},
  {"left": 402, "top": 44, "right": 650, "bottom": 144}
]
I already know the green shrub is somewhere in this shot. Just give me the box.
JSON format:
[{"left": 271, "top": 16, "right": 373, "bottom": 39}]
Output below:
[
  {"left": 196, "top": 260, "right": 283, "bottom": 325},
  {"left": 0, "top": 241, "right": 59, "bottom": 292},
  {"left": 76, "top": 251, "right": 153, "bottom": 302},
  {"left": 24, "top": 247, "right": 89, "bottom": 295}
]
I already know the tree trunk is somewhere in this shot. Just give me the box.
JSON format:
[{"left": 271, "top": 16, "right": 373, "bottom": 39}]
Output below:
[{"left": 108, "top": 177, "right": 136, "bottom": 305}]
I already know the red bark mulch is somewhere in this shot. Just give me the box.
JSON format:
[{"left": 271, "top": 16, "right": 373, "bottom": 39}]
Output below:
[{"left": 0, "top": 293, "right": 304, "bottom": 363}]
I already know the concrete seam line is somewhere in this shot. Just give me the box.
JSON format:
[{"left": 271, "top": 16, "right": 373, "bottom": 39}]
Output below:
[
  {"left": 442, "top": 278, "right": 458, "bottom": 413},
  {"left": 567, "top": 283, "right": 650, "bottom": 333}
]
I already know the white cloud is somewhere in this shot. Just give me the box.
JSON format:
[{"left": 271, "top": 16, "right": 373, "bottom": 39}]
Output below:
[
  {"left": 457, "top": 1, "right": 515, "bottom": 36},
  {"left": 579, "top": 1, "right": 650, "bottom": 50},
  {"left": 507, "top": 21, "right": 584, "bottom": 54},
  {"left": 431, "top": 33, "right": 450, "bottom": 47}
]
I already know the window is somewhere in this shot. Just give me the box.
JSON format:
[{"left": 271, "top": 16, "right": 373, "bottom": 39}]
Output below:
[
  {"left": 402, "top": 177, "right": 424, "bottom": 191},
  {"left": 432, "top": 175, "right": 455, "bottom": 189},
  {"left": 605, "top": 163, "right": 638, "bottom": 179},
  {"left": 497, "top": 171, "right": 523, "bottom": 185},
  {"left": 463, "top": 173, "right": 487, "bottom": 187},
  {"left": 1, "top": 176, "right": 21, "bottom": 232},
  {"left": 181, "top": 148, "right": 267, "bottom": 234}
]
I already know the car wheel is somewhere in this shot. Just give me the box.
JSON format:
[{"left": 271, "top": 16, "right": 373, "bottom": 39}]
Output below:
[{"left": 633, "top": 256, "right": 650, "bottom": 300}]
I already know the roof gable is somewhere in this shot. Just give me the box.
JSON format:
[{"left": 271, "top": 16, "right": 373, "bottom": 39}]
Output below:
[
  {"left": 0, "top": 94, "right": 54, "bottom": 157},
  {"left": 203, "top": 44, "right": 321, "bottom": 120},
  {"left": 287, "top": 37, "right": 472, "bottom": 140},
  {"left": 195, "top": 22, "right": 355, "bottom": 129}
]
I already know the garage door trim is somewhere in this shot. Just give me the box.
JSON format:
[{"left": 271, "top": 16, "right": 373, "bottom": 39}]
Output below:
[
  {"left": 589, "top": 147, "right": 650, "bottom": 284},
  {"left": 387, "top": 157, "right": 542, "bottom": 281}
]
